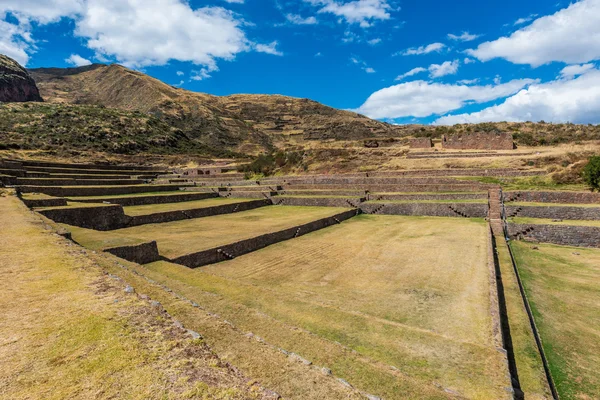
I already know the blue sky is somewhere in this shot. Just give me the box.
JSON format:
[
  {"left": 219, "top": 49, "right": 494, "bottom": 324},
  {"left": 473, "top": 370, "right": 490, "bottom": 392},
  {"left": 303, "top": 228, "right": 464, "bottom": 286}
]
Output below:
[{"left": 2, "top": 0, "right": 600, "bottom": 125}]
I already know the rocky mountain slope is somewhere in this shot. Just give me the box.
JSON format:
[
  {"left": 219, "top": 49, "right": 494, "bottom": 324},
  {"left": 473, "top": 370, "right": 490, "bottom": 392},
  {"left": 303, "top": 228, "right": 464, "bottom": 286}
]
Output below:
[{"left": 0, "top": 55, "right": 43, "bottom": 103}]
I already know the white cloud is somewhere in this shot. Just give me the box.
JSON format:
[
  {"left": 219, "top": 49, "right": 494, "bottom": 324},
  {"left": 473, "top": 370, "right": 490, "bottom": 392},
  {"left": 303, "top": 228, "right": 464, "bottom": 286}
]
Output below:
[
  {"left": 399, "top": 42, "right": 445, "bottom": 56},
  {"left": 253, "top": 41, "right": 283, "bottom": 56},
  {"left": 395, "top": 67, "right": 426, "bottom": 81},
  {"left": 560, "top": 63, "right": 595, "bottom": 78},
  {"left": 0, "top": 0, "right": 83, "bottom": 25},
  {"left": 223, "top": 0, "right": 244, "bottom": 3},
  {"left": 435, "top": 68, "right": 600, "bottom": 125},
  {"left": 65, "top": 53, "right": 92, "bottom": 66},
  {"left": 458, "top": 78, "right": 479, "bottom": 85},
  {"left": 176, "top": 70, "right": 184, "bottom": 76},
  {"left": 314, "top": 51, "right": 322, "bottom": 57},
  {"left": 367, "top": 38, "right": 381, "bottom": 45},
  {"left": 0, "top": 19, "right": 31, "bottom": 65},
  {"left": 464, "top": 57, "right": 475, "bottom": 64},
  {"left": 350, "top": 56, "right": 375, "bottom": 73},
  {"left": 75, "top": 0, "right": 255, "bottom": 69},
  {"left": 468, "top": 0, "right": 600, "bottom": 67},
  {"left": 513, "top": 14, "right": 537, "bottom": 26},
  {"left": 285, "top": 13, "right": 318, "bottom": 25},
  {"left": 428, "top": 60, "right": 459, "bottom": 78},
  {"left": 190, "top": 68, "right": 212, "bottom": 81},
  {"left": 306, "top": 0, "right": 392, "bottom": 28},
  {"left": 447, "top": 31, "right": 480, "bottom": 42},
  {"left": 354, "top": 78, "right": 536, "bottom": 119}
]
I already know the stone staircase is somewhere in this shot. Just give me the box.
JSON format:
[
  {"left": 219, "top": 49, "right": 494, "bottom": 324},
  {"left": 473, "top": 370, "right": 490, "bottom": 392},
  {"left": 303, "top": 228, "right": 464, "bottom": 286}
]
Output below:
[{"left": 488, "top": 189, "right": 504, "bottom": 236}]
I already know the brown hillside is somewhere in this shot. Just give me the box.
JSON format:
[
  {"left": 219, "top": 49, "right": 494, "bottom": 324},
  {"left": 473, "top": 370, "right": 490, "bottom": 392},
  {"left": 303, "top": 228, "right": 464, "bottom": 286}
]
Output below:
[
  {"left": 30, "top": 64, "right": 397, "bottom": 153},
  {"left": 0, "top": 54, "right": 42, "bottom": 103}
]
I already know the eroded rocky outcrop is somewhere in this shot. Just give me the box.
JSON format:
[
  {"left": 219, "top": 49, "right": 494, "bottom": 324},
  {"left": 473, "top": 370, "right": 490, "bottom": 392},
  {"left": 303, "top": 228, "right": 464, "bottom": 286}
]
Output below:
[{"left": 0, "top": 54, "right": 43, "bottom": 103}]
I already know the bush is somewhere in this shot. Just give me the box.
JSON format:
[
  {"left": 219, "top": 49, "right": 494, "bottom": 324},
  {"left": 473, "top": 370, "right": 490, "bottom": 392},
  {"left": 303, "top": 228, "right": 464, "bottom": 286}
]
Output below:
[{"left": 583, "top": 156, "right": 600, "bottom": 191}]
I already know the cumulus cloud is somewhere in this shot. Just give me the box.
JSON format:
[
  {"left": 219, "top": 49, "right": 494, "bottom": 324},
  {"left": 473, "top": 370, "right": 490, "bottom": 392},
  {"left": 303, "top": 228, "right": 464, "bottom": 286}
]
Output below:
[
  {"left": 65, "top": 53, "right": 92, "bottom": 66},
  {"left": 285, "top": 13, "right": 318, "bottom": 25},
  {"left": 447, "top": 31, "right": 480, "bottom": 42},
  {"left": 190, "top": 68, "right": 212, "bottom": 81},
  {"left": 0, "top": 19, "right": 31, "bottom": 65},
  {"left": 253, "top": 41, "right": 283, "bottom": 56},
  {"left": 464, "top": 57, "right": 475, "bottom": 64},
  {"left": 398, "top": 42, "right": 445, "bottom": 56},
  {"left": 305, "top": 0, "right": 392, "bottom": 28},
  {"left": 0, "top": 0, "right": 83, "bottom": 24},
  {"left": 435, "top": 68, "right": 600, "bottom": 125},
  {"left": 428, "top": 60, "right": 459, "bottom": 78},
  {"left": 354, "top": 78, "right": 536, "bottom": 119},
  {"left": 468, "top": 0, "right": 600, "bottom": 67},
  {"left": 350, "top": 56, "right": 375, "bottom": 73},
  {"left": 560, "top": 63, "right": 595, "bottom": 78},
  {"left": 367, "top": 38, "right": 381, "bottom": 45},
  {"left": 395, "top": 67, "right": 426, "bottom": 81},
  {"left": 513, "top": 14, "right": 537, "bottom": 26}
]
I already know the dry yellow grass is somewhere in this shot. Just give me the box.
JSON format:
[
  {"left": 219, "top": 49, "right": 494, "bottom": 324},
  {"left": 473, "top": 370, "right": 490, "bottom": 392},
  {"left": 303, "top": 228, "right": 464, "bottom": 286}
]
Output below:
[
  {"left": 511, "top": 241, "right": 600, "bottom": 400},
  {"left": 132, "top": 215, "right": 512, "bottom": 399},
  {"left": 510, "top": 217, "right": 600, "bottom": 227},
  {"left": 0, "top": 193, "right": 273, "bottom": 400},
  {"left": 66, "top": 205, "right": 349, "bottom": 258}
]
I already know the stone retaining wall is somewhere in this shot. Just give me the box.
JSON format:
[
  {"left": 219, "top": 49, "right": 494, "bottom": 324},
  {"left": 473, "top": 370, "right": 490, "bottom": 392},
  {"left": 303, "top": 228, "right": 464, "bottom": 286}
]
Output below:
[
  {"left": 360, "top": 202, "right": 488, "bottom": 218},
  {"left": 504, "top": 191, "right": 600, "bottom": 204},
  {"left": 442, "top": 132, "right": 514, "bottom": 150},
  {"left": 273, "top": 197, "right": 364, "bottom": 208},
  {"left": 128, "top": 199, "right": 271, "bottom": 226},
  {"left": 16, "top": 178, "right": 147, "bottom": 186},
  {"left": 220, "top": 191, "right": 275, "bottom": 199},
  {"left": 506, "top": 205, "right": 600, "bottom": 220},
  {"left": 171, "top": 209, "right": 358, "bottom": 268},
  {"left": 281, "top": 183, "right": 495, "bottom": 192},
  {"left": 38, "top": 204, "right": 132, "bottom": 231},
  {"left": 18, "top": 159, "right": 163, "bottom": 172},
  {"left": 104, "top": 241, "right": 162, "bottom": 264},
  {"left": 23, "top": 197, "right": 68, "bottom": 208},
  {"left": 19, "top": 184, "right": 190, "bottom": 197},
  {"left": 70, "top": 192, "right": 218, "bottom": 206},
  {"left": 409, "top": 138, "right": 433, "bottom": 148},
  {"left": 371, "top": 193, "right": 487, "bottom": 201},
  {"left": 508, "top": 224, "right": 600, "bottom": 248}
]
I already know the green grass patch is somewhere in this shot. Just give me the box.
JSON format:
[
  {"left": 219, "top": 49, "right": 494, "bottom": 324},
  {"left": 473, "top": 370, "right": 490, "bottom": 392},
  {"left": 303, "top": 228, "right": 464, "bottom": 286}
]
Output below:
[{"left": 123, "top": 197, "right": 255, "bottom": 216}]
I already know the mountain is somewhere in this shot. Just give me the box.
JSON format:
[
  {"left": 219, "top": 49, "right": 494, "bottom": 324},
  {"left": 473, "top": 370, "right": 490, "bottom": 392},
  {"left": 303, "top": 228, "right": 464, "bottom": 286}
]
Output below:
[
  {"left": 0, "top": 55, "right": 43, "bottom": 103},
  {"left": 29, "top": 63, "right": 398, "bottom": 154}
]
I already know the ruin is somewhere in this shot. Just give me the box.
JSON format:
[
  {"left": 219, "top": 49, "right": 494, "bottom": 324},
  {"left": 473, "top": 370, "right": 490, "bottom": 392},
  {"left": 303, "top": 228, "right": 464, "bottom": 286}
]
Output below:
[
  {"left": 442, "top": 132, "right": 514, "bottom": 150},
  {"left": 408, "top": 137, "right": 433, "bottom": 148}
]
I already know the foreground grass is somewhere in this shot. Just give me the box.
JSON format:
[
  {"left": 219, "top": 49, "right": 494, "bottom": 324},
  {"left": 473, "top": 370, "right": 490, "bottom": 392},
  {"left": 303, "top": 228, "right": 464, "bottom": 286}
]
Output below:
[
  {"left": 66, "top": 206, "right": 349, "bottom": 258},
  {"left": 136, "top": 215, "right": 511, "bottom": 399},
  {"left": 493, "top": 236, "right": 551, "bottom": 399},
  {"left": 0, "top": 193, "right": 268, "bottom": 400},
  {"left": 511, "top": 241, "right": 600, "bottom": 399}
]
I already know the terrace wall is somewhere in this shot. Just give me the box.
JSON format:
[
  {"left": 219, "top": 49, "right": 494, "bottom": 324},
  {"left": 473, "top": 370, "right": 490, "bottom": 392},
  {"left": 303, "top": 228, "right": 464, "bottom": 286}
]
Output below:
[
  {"left": 16, "top": 178, "right": 147, "bottom": 186},
  {"left": 371, "top": 193, "right": 487, "bottom": 201},
  {"left": 273, "top": 197, "right": 364, "bottom": 208},
  {"left": 18, "top": 184, "right": 190, "bottom": 197},
  {"left": 504, "top": 191, "right": 600, "bottom": 204},
  {"left": 128, "top": 199, "right": 271, "bottom": 226},
  {"left": 70, "top": 192, "right": 219, "bottom": 206},
  {"left": 507, "top": 224, "right": 600, "bottom": 248},
  {"left": 409, "top": 138, "right": 433, "bottom": 148},
  {"left": 23, "top": 197, "right": 68, "bottom": 208},
  {"left": 104, "top": 241, "right": 162, "bottom": 264},
  {"left": 171, "top": 209, "right": 358, "bottom": 268},
  {"left": 506, "top": 205, "right": 600, "bottom": 220},
  {"left": 360, "top": 202, "right": 488, "bottom": 218},
  {"left": 38, "top": 204, "right": 132, "bottom": 231},
  {"left": 442, "top": 132, "right": 514, "bottom": 150}
]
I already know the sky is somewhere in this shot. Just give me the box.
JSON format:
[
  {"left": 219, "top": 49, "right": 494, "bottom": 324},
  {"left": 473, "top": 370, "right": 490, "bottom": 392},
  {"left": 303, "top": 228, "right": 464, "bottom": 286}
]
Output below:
[{"left": 1, "top": 0, "right": 600, "bottom": 125}]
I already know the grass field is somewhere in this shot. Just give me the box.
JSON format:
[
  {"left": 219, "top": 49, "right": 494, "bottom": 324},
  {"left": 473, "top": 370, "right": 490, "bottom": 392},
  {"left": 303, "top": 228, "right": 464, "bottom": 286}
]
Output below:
[
  {"left": 366, "top": 199, "right": 487, "bottom": 204},
  {"left": 123, "top": 197, "right": 255, "bottom": 216},
  {"left": 0, "top": 194, "right": 270, "bottom": 400},
  {"left": 493, "top": 236, "right": 551, "bottom": 399},
  {"left": 135, "top": 215, "right": 512, "bottom": 399},
  {"left": 511, "top": 241, "right": 600, "bottom": 399},
  {"left": 67, "top": 191, "right": 200, "bottom": 199},
  {"left": 509, "top": 217, "right": 600, "bottom": 227},
  {"left": 508, "top": 202, "right": 600, "bottom": 208},
  {"left": 66, "top": 205, "right": 348, "bottom": 258}
]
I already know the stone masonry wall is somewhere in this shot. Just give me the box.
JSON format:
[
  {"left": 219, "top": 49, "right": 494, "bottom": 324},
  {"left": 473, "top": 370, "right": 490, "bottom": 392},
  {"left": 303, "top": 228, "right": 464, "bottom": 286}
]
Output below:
[
  {"left": 504, "top": 191, "right": 600, "bottom": 204},
  {"left": 70, "top": 192, "right": 219, "bottom": 206},
  {"left": 39, "top": 204, "right": 132, "bottom": 231},
  {"left": 508, "top": 223, "right": 600, "bottom": 248},
  {"left": 273, "top": 197, "right": 364, "bottom": 208},
  {"left": 409, "top": 138, "right": 433, "bottom": 148},
  {"left": 360, "top": 202, "right": 488, "bottom": 218},
  {"left": 442, "top": 132, "right": 514, "bottom": 150},
  {"left": 506, "top": 205, "right": 600, "bottom": 220},
  {"left": 104, "top": 241, "right": 162, "bottom": 264}
]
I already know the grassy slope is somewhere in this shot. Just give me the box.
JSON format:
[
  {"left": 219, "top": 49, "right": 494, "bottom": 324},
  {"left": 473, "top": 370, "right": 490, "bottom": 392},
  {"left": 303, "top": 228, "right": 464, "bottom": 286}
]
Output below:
[
  {"left": 511, "top": 241, "right": 600, "bottom": 399},
  {"left": 123, "top": 197, "right": 255, "bottom": 216},
  {"left": 0, "top": 193, "right": 271, "bottom": 400},
  {"left": 493, "top": 236, "right": 551, "bottom": 399},
  {"left": 130, "top": 215, "right": 511, "bottom": 399}
]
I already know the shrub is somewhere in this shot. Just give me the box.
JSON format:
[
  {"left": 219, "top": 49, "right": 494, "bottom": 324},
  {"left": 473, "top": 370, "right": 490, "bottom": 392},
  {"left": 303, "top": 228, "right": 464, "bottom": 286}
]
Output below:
[{"left": 582, "top": 156, "right": 600, "bottom": 191}]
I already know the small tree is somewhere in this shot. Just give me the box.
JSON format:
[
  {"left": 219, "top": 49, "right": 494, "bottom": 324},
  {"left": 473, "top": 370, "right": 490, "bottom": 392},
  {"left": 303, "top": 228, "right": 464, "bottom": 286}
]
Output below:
[{"left": 583, "top": 156, "right": 600, "bottom": 192}]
